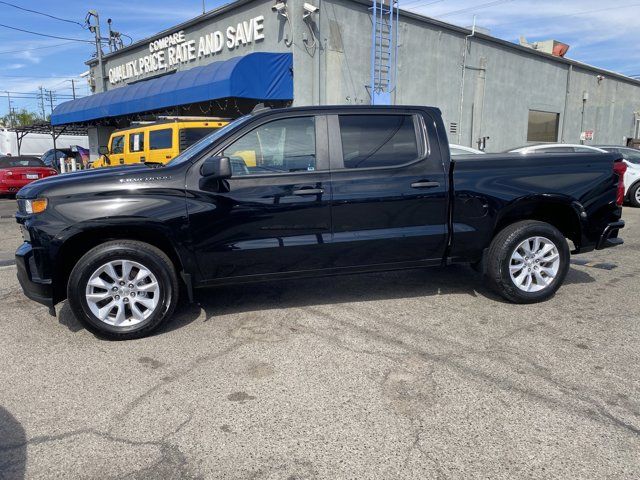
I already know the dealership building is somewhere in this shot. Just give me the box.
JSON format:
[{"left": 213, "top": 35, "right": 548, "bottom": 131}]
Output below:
[{"left": 51, "top": 0, "right": 640, "bottom": 155}]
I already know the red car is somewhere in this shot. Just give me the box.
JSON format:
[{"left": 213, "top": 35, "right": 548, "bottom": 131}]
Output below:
[{"left": 0, "top": 156, "right": 57, "bottom": 196}]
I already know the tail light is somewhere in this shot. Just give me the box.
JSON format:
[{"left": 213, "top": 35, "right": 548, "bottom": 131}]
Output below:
[{"left": 613, "top": 159, "right": 627, "bottom": 206}]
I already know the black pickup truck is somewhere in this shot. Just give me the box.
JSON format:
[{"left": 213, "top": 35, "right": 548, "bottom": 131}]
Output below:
[{"left": 15, "top": 106, "right": 625, "bottom": 339}]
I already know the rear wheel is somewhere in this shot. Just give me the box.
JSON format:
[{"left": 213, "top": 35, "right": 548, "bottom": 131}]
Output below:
[
  {"left": 629, "top": 182, "right": 640, "bottom": 208},
  {"left": 67, "top": 240, "right": 178, "bottom": 340},
  {"left": 485, "top": 221, "right": 570, "bottom": 303}
]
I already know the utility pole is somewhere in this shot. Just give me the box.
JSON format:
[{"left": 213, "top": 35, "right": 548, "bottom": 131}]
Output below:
[
  {"left": 202, "top": 0, "right": 206, "bottom": 14},
  {"left": 38, "top": 86, "right": 47, "bottom": 119},
  {"left": 5, "top": 91, "right": 14, "bottom": 128},
  {"left": 70, "top": 79, "right": 76, "bottom": 100},
  {"left": 47, "top": 89, "right": 58, "bottom": 166},
  {"left": 87, "top": 11, "right": 108, "bottom": 92}
]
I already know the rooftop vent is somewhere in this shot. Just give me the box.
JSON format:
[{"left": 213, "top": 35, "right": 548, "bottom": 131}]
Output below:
[{"left": 519, "top": 37, "right": 570, "bottom": 57}]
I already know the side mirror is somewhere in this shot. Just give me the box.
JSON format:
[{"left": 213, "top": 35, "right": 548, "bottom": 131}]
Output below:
[
  {"left": 201, "top": 156, "right": 232, "bottom": 179},
  {"left": 98, "top": 146, "right": 109, "bottom": 156}
]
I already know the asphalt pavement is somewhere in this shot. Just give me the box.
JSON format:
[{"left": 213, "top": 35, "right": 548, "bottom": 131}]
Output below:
[{"left": 0, "top": 197, "right": 639, "bottom": 479}]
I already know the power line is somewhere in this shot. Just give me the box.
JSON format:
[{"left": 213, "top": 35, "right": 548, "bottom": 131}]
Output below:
[
  {"left": 0, "top": 23, "right": 94, "bottom": 43},
  {"left": 0, "top": 41, "right": 77, "bottom": 56},
  {"left": 0, "top": 1, "right": 85, "bottom": 28},
  {"left": 402, "top": 0, "right": 444, "bottom": 9},
  {"left": 437, "top": 0, "right": 515, "bottom": 18}
]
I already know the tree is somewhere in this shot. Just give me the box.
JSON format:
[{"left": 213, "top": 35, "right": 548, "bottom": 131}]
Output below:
[{"left": 0, "top": 108, "right": 43, "bottom": 128}]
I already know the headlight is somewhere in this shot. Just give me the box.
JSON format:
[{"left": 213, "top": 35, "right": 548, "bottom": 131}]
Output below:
[{"left": 24, "top": 198, "right": 48, "bottom": 214}]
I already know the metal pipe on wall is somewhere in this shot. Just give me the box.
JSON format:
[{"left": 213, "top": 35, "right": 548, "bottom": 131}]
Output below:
[{"left": 458, "top": 16, "right": 476, "bottom": 145}]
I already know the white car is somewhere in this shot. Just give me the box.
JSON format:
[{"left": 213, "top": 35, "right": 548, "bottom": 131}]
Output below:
[
  {"left": 508, "top": 143, "right": 607, "bottom": 155},
  {"left": 594, "top": 146, "right": 640, "bottom": 207},
  {"left": 450, "top": 144, "right": 485, "bottom": 155}
]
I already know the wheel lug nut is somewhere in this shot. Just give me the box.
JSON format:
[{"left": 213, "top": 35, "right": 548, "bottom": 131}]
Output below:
[
  {"left": 130, "top": 292, "right": 135, "bottom": 297},
  {"left": 124, "top": 297, "right": 129, "bottom": 303},
  {"left": 115, "top": 295, "right": 120, "bottom": 300},
  {"left": 112, "top": 286, "right": 118, "bottom": 291},
  {"left": 128, "top": 284, "right": 134, "bottom": 288},
  {"left": 119, "top": 281, "right": 125, "bottom": 286}
]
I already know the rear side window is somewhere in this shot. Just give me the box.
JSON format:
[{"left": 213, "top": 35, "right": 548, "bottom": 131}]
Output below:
[
  {"left": 179, "top": 128, "right": 217, "bottom": 151},
  {"left": 338, "top": 115, "right": 419, "bottom": 169},
  {"left": 111, "top": 135, "right": 125, "bottom": 154},
  {"left": 149, "top": 129, "right": 172, "bottom": 150},
  {"left": 129, "top": 132, "right": 144, "bottom": 152},
  {"left": 621, "top": 149, "right": 640, "bottom": 164}
]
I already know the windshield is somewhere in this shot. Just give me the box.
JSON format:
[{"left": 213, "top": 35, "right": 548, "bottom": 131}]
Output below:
[
  {"left": 166, "top": 116, "right": 252, "bottom": 166},
  {"left": 0, "top": 157, "right": 45, "bottom": 168}
]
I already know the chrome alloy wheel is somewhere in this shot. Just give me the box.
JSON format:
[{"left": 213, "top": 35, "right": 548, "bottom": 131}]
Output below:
[
  {"left": 85, "top": 260, "right": 160, "bottom": 326},
  {"left": 635, "top": 186, "right": 640, "bottom": 204},
  {"left": 508, "top": 236, "right": 560, "bottom": 293}
]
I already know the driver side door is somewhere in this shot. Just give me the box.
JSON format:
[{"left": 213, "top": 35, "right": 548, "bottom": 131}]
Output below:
[{"left": 185, "top": 114, "right": 333, "bottom": 281}]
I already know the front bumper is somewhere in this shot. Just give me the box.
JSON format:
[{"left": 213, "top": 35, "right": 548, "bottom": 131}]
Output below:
[
  {"left": 15, "top": 242, "right": 53, "bottom": 307},
  {"left": 596, "top": 220, "right": 625, "bottom": 250}
]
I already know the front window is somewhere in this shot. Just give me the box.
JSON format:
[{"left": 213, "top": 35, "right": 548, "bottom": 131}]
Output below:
[
  {"left": 111, "top": 135, "right": 125, "bottom": 154},
  {"left": 527, "top": 110, "right": 559, "bottom": 143},
  {"left": 223, "top": 117, "right": 316, "bottom": 175}
]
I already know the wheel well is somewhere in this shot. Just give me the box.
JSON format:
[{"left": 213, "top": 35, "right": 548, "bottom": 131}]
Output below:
[
  {"left": 627, "top": 179, "right": 640, "bottom": 197},
  {"left": 52, "top": 227, "right": 184, "bottom": 304},
  {"left": 494, "top": 202, "right": 581, "bottom": 247}
]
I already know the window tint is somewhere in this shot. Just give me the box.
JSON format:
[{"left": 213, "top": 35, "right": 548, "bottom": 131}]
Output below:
[
  {"left": 621, "top": 149, "right": 640, "bottom": 164},
  {"left": 527, "top": 110, "right": 559, "bottom": 143},
  {"left": 223, "top": 117, "right": 316, "bottom": 176},
  {"left": 149, "top": 129, "right": 172, "bottom": 150},
  {"left": 179, "top": 128, "right": 218, "bottom": 151},
  {"left": 111, "top": 135, "right": 125, "bottom": 154},
  {"left": 535, "top": 146, "right": 575, "bottom": 153},
  {"left": 129, "top": 132, "right": 144, "bottom": 152},
  {"left": 339, "top": 115, "right": 419, "bottom": 169},
  {"left": 0, "top": 157, "right": 44, "bottom": 168},
  {"left": 574, "top": 146, "right": 601, "bottom": 153}
]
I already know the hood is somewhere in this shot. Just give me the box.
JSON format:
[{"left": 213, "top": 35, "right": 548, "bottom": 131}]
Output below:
[{"left": 17, "top": 164, "right": 177, "bottom": 199}]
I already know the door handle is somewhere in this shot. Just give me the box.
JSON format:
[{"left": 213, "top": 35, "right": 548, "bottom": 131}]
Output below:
[
  {"left": 411, "top": 181, "right": 440, "bottom": 189},
  {"left": 292, "top": 188, "right": 324, "bottom": 195}
]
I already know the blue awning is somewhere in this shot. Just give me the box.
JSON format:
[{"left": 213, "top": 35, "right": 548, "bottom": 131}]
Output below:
[{"left": 51, "top": 52, "right": 293, "bottom": 125}]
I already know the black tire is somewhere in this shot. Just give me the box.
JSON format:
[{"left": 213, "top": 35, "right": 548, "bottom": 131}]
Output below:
[
  {"left": 485, "top": 220, "right": 570, "bottom": 303},
  {"left": 67, "top": 240, "right": 178, "bottom": 340},
  {"left": 628, "top": 182, "right": 640, "bottom": 208}
]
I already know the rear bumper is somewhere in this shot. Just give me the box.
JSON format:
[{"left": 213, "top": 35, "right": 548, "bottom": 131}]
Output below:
[
  {"left": 596, "top": 220, "right": 625, "bottom": 250},
  {"left": 15, "top": 242, "right": 53, "bottom": 307}
]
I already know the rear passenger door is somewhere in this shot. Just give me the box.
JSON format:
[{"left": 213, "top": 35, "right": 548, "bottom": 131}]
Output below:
[{"left": 328, "top": 110, "right": 448, "bottom": 267}]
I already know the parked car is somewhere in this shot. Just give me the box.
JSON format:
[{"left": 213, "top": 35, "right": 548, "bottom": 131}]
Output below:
[
  {"left": 0, "top": 156, "right": 57, "bottom": 196},
  {"left": 92, "top": 120, "right": 229, "bottom": 168},
  {"left": 593, "top": 146, "right": 640, "bottom": 207},
  {"left": 15, "top": 106, "right": 625, "bottom": 339},
  {"left": 450, "top": 144, "right": 485, "bottom": 155},
  {"left": 41, "top": 146, "right": 89, "bottom": 171},
  {"left": 508, "top": 143, "right": 607, "bottom": 154}
]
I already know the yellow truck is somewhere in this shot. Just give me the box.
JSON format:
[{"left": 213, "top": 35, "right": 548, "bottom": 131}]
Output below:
[{"left": 93, "top": 119, "right": 228, "bottom": 168}]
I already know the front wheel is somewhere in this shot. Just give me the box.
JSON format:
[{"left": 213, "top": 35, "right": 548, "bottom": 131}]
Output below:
[
  {"left": 485, "top": 221, "right": 570, "bottom": 303},
  {"left": 629, "top": 182, "right": 640, "bottom": 208},
  {"left": 67, "top": 240, "right": 178, "bottom": 340}
]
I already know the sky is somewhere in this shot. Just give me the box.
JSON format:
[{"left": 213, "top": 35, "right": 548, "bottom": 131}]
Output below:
[{"left": 0, "top": 0, "right": 639, "bottom": 118}]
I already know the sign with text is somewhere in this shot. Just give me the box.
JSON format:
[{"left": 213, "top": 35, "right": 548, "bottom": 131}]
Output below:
[{"left": 108, "top": 16, "right": 265, "bottom": 85}]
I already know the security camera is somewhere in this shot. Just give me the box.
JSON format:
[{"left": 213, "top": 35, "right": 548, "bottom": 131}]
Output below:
[
  {"left": 272, "top": 1, "right": 286, "bottom": 14},
  {"left": 303, "top": 2, "right": 319, "bottom": 17}
]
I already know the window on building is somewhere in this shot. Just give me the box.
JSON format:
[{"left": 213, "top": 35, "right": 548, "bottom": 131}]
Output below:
[
  {"left": 635, "top": 118, "right": 640, "bottom": 139},
  {"left": 339, "top": 114, "right": 419, "bottom": 169},
  {"left": 223, "top": 117, "right": 316, "bottom": 175},
  {"left": 129, "top": 132, "right": 144, "bottom": 152},
  {"left": 527, "top": 110, "right": 559, "bottom": 143},
  {"left": 111, "top": 135, "right": 125, "bottom": 154},
  {"left": 149, "top": 129, "right": 172, "bottom": 150}
]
